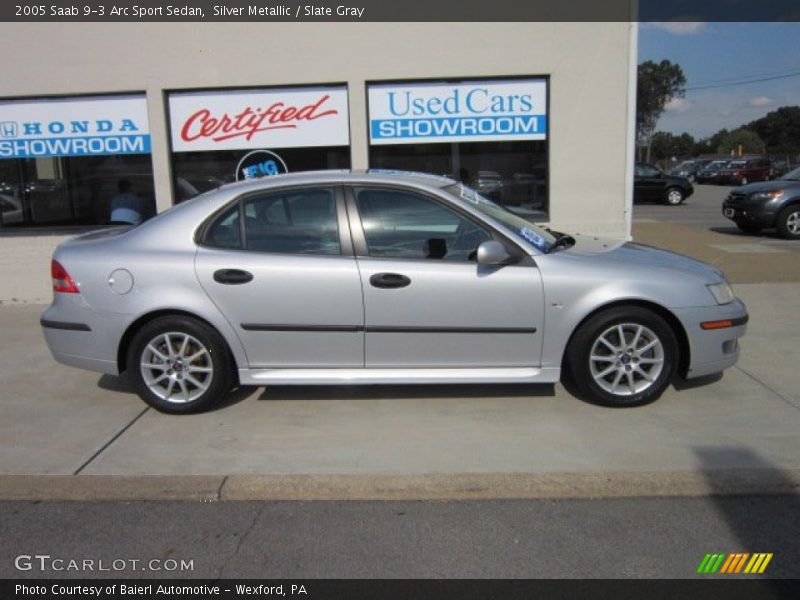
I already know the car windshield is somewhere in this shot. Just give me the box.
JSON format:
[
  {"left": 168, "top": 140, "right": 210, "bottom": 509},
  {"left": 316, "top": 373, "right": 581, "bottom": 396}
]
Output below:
[
  {"left": 780, "top": 167, "right": 800, "bottom": 181},
  {"left": 443, "top": 182, "right": 557, "bottom": 253}
]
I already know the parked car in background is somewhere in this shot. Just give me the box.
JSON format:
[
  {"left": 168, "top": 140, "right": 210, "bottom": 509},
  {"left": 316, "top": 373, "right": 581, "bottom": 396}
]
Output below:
[
  {"left": 634, "top": 162, "right": 694, "bottom": 205},
  {"left": 717, "top": 157, "right": 772, "bottom": 186},
  {"left": 722, "top": 166, "right": 800, "bottom": 239},
  {"left": 668, "top": 159, "right": 712, "bottom": 183},
  {"left": 41, "top": 170, "right": 746, "bottom": 413},
  {"left": 695, "top": 160, "right": 732, "bottom": 184}
]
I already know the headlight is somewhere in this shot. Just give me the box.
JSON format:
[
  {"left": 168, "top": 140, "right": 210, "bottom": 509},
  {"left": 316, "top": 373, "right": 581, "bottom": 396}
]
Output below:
[
  {"left": 750, "top": 190, "right": 784, "bottom": 202},
  {"left": 707, "top": 282, "right": 735, "bottom": 305}
]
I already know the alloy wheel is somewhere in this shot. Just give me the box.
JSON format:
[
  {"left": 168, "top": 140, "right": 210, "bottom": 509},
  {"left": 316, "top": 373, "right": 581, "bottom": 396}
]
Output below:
[
  {"left": 588, "top": 323, "right": 665, "bottom": 397},
  {"left": 140, "top": 332, "right": 214, "bottom": 403}
]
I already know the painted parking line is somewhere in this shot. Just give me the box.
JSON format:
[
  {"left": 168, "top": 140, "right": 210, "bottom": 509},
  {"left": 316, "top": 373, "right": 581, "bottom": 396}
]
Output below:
[{"left": 708, "top": 243, "right": 788, "bottom": 254}]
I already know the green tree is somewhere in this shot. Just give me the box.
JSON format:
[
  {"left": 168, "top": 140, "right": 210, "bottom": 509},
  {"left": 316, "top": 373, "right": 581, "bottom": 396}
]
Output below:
[
  {"left": 717, "top": 128, "right": 766, "bottom": 155},
  {"left": 650, "top": 131, "right": 696, "bottom": 161},
  {"left": 745, "top": 106, "right": 800, "bottom": 154},
  {"left": 636, "top": 60, "right": 687, "bottom": 162}
]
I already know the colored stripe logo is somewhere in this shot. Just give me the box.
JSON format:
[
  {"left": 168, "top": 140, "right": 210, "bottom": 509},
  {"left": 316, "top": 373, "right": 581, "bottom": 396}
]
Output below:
[{"left": 697, "top": 553, "right": 773, "bottom": 574}]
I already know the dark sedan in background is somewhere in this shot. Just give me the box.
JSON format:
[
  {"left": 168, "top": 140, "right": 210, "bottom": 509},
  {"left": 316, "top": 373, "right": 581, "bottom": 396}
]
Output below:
[
  {"left": 634, "top": 163, "right": 694, "bottom": 205},
  {"left": 723, "top": 167, "right": 800, "bottom": 239}
]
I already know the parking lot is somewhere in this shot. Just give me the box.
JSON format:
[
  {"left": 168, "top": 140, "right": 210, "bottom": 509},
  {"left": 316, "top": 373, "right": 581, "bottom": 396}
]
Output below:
[{"left": 0, "top": 184, "right": 798, "bottom": 501}]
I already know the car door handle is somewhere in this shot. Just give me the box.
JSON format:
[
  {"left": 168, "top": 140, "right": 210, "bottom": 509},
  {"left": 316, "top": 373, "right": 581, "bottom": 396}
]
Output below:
[
  {"left": 213, "top": 269, "right": 253, "bottom": 285},
  {"left": 370, "top": 272, "right": 411, "bottom": 289}
]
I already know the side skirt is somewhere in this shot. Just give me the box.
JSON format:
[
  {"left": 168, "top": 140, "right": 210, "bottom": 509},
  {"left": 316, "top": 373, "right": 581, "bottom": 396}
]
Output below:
[{"left": 238, "top": 367, "right": 561, "bottom": 386}]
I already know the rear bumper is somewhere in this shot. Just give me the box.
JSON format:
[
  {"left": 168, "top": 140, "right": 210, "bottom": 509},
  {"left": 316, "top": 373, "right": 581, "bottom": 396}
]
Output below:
[
  {"left": 673, "top": 299, "right": 748, "bottom": 380},
  {"left": 41, "top": 298, "right": 126, "bottom": 376}
]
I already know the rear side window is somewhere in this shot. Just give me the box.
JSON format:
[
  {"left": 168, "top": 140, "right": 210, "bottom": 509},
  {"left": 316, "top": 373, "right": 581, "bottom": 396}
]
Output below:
[{"left": 204, "top": 187, "right": 340, "bottom": 256}]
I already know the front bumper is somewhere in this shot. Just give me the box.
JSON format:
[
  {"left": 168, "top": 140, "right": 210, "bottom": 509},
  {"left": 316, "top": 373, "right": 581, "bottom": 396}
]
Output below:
[
  {"left": 673, "top": 298, "right": 748, "bottom": 379},
  {"left": 721, "top": 197, "right": 777, "bottom": 227}
]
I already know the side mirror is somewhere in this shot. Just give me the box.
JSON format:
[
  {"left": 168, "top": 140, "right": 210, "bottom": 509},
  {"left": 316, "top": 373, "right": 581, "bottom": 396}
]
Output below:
[{"left": 476, "top": 240, "right": 512, "bottom": 266}]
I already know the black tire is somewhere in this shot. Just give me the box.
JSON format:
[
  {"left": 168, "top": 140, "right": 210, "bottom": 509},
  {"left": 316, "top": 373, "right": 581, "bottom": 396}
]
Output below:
[
  {"left": 664, "top": 187, "right": 685, "bottom": 206},
  {"left": 127, "top": 316, "right": 233, "bottom": 414},
  {"left": 735, "top": 221, "right": 762, "bottom": 235},
  {"left": 776, "top": 205, "right": 800, "bottom": 240},
  {"left": 563, "top": 306, "right": 679, "bottom": 407}
]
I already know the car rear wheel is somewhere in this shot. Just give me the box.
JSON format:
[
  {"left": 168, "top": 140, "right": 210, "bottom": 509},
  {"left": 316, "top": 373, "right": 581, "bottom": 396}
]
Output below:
[
  {"left": 665, "top": 187, "right": 685, "bottom": 206},
  {"left": 776, "top": 205, "right": 800, "bottom": 240},
  {"left": 564, "top": 306, "right": 679, "bottom": 407},
  {"left": 127, "top": 316, "right": 233, "bottom": 414}
]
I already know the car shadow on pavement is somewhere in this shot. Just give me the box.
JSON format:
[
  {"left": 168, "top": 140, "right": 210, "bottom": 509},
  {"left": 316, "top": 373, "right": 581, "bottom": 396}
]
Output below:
[
  {"left": 673, "top": 372, "right": 723, "bottom": 391},
  {"left": 693, "top": 446, "right": 800, "bottom": 582},
  {"left": 97, "top": 373, "right": 135, "bottom": 394},
  {"left": 708, "top": 226, "right": 782, "bottom": 240},
  {"left": 253, "top": 383, "right": 556, "bottom": 402}
]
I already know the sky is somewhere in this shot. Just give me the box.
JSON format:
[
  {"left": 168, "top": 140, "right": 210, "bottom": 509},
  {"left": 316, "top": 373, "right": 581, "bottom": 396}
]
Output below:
[{"left": 638, "top": 22, "right": 800, "bottom": 140}]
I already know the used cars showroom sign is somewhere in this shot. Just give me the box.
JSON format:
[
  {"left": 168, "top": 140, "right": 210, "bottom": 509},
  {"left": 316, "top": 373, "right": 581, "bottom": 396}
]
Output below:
[
  {"left": 0, "top": 94, "right": 150, "bottom": 158},
  {"left": 168, "top": 86, "right": 350, "bottom": 152},
  {"left": 368, "top": 79, "right": 548, "bottom": 145}
]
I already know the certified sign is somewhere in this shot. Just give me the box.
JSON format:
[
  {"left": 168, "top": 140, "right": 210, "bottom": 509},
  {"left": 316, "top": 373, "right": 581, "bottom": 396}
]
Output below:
[
  {"left": 368, "top": 79, "right": 547, "bottom": 145},
  {"left": 169, "top": 86, "right": 350, "bottom": 152},
  {"left": 0, "top": 95, "right": 150, "bottom": 159}
]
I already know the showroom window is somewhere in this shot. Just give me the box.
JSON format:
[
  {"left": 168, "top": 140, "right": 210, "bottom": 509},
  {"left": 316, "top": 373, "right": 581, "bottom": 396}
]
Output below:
[
  {"left": 0, "top": 94, "right": 156, "bottom": 229},
  {"left": 168, "top": 85, "right": 351, "bottom": 201},
  {"left": 367, "top": 78, "right": 549, "bottom": 219}
]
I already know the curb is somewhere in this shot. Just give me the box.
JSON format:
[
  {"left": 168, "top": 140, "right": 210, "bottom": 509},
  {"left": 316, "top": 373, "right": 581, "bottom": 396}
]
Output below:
[{"left": 1, "top": 470, "right": 799, "bottom": 501}]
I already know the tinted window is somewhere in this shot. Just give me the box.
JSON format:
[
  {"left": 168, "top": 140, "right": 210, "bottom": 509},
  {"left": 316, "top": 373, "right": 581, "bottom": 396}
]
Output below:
[
  {"left": 206, "top": 205, "right": 242, "bottom": 249},
  {"left": 354, "top": 187, "right": 491, "bottom": 261},
  {"left": 243, "top": 188, "right": 340, "bottom": 255}
]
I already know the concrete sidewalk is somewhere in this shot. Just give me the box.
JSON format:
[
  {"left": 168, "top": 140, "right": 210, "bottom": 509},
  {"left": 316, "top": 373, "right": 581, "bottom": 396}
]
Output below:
[{"left": 0, "top": 282, "right": 798, "bottom": 500}]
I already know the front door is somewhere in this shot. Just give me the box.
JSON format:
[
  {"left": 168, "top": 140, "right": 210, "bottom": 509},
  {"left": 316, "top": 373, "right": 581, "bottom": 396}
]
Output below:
[
  {"left": 348, "top": 185, "right": 544, "bottom": 368},
  {"left": 195, "top": 186, "right": 364, "bottom": 368}
]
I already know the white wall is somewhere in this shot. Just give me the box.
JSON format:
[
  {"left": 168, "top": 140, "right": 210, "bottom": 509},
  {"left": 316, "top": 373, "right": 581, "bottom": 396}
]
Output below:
[{"left": 0, "top": 22, "right": 633, "bottom": 303}]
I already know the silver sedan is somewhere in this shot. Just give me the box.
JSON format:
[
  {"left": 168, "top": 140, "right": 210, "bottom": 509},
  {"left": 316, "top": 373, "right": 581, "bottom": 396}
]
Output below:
[{"left": 41, "top": 171, "right": 748, "bottom": 413}]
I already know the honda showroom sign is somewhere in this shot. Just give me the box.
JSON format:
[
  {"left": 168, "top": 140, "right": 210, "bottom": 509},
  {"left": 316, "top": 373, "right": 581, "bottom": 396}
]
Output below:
[
  {"left": 169, "top": 86, "right": 350, "bottom": 152},
  {"left": 0, "top": 94, "right": 150, "bottom": 158},
  {"left": 368, "top": 79, "right": 547, "bottom": 145}
]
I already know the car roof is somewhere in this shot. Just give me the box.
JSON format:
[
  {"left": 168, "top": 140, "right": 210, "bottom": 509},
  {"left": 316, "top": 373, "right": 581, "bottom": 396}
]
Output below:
[{"left": 212, "top": 169, "right": 458, "bottom": 195}]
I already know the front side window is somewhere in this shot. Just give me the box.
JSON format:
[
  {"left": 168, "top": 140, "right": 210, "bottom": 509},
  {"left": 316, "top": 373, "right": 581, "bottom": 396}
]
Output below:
[
  {"left": 205, "top": 187, "right": 340, "bottom": 255},
  {"left": 354, "top": 187, "right": 491, "bottom": 261}
]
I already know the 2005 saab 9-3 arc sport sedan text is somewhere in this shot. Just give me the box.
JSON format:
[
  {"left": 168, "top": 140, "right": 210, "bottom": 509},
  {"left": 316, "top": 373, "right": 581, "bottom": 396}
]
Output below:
[{"left": 41, "top": 171, "right": 748, "bottom": 414}]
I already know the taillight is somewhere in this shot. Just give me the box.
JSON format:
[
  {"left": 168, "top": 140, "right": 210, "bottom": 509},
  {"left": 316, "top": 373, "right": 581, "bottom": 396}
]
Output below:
[{"left": 51, "top": 259, "right": 79, "bottom": 293}]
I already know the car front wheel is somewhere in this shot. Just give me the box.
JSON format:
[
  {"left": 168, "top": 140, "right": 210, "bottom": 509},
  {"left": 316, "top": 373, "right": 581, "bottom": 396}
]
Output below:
[
  {"left": 665, "top": 187, "right": 685, "bottom": 206},
  {"left": 776, "top": 205, "right": 800, "bottom": 240},
  {"left": 127, "top": 316, "right": 233, "bottom": 414},
  {"left": 564, "top": 307, "right": 679, "bottom": 407}
]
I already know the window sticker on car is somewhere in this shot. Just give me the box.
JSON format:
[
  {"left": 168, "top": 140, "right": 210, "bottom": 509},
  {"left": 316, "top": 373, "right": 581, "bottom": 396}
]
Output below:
[{"left": 519, "top": 226, "right": 549, "bottom": 252}]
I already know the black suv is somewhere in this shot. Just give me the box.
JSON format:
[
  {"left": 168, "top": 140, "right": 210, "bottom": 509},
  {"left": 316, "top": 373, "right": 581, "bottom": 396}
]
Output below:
[
  {"left": 634, "top": 162, "right": 694, "bottom": 205},
  {"left": 722, "top": 167, "right": 800, "bottom": 239}
]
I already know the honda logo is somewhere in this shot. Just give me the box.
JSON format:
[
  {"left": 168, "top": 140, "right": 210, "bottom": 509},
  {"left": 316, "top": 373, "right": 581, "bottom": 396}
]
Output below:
[{"left": 0, "top": 122, "right": 18, "bottom": 138}]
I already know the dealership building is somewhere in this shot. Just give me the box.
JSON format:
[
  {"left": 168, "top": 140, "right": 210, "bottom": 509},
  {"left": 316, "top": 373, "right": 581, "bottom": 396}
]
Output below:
[{"left": 0, "top": 22, "right": 636, "bottom": 302}]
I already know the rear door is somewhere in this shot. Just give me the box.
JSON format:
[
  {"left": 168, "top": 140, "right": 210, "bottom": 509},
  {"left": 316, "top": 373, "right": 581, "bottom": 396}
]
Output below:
[
  {"left": 195, "top": 185, "right": 364, "bottom": 368},
  {"left": 346, "top": 185, "right": 544, "bottom": 368}
]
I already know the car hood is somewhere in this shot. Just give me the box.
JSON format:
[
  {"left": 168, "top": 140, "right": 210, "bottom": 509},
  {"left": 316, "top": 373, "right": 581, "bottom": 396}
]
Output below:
[
  {"left": 562, "top": 235, "right": 724, "bottom": 282},
  {"left": 733, "top": 180, "right": 800, "bottom": 193}
]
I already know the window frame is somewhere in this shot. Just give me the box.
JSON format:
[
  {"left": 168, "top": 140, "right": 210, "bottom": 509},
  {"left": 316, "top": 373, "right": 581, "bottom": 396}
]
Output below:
[
  {"left": 196, "top": 184, "right": 354, "bottom": 257},
  {"left": 343, "top": 183, "right": 528, "bottom": 264}
]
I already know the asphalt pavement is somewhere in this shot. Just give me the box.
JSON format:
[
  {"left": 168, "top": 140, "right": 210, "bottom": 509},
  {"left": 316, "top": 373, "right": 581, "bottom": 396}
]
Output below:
[{"left": 2, "top": 495, "right": 799, "bottom": 578}]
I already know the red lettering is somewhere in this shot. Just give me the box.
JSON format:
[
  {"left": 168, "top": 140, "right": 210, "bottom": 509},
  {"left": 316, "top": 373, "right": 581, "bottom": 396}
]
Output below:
[{"left": 178, "top": 95, "right": 340, "bottom": 144}]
